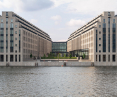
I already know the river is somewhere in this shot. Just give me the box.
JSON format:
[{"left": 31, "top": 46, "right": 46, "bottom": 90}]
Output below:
[{"left": 0, "top": 67, "right": 117, "bottom": 97}]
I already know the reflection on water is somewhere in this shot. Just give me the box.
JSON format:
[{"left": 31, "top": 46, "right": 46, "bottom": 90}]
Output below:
[{"left": 0, "top": 67, "right": 117, "bottom": 97}]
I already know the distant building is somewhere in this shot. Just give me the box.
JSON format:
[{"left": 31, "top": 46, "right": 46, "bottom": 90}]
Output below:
[
  {"left": 52, "top": 42, "right": 67, "bottom": 57},
  {"left": 67, "top": 11, "right": 117, "bottom": 65},
  {"left": 0, "top": 11, "right": 52, "bottom": 66}
]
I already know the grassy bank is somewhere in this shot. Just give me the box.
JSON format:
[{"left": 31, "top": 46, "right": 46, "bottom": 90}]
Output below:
[{"left": 41, "top": 57, "right": 77, "bottom": 59}]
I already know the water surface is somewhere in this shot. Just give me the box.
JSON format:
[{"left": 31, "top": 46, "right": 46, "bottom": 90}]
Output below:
[{"left": 0, "top": 67, "right": 117, "bottom": 97}]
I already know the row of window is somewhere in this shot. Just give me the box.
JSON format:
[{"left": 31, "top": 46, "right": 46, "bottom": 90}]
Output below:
[
  {"left": 96, "top": 55, "right": 116, "bottom": 62},
  {"left": 23, "top": 31, "right": 38, "bottom": 39},
  {"left": 23, "top": 49, "right": 38, "bottom": 55},
  {"left": 1, "top": 19, "right": 13, "bottom": 23},
  {"left": 99, "top": 23, "right": 116, "bottom": 28},
  {"left": 0, "top": 23, "right": 14, "bottom": 28},
  {"left": 0, "top": 55, "right": 21, "bottom": 62}
]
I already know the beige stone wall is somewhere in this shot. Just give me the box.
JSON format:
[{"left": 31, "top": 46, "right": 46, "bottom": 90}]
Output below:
[
  {"left": 67, "top": 11, "right": 117, "bottom": 65},
  {"left": 0, "top": 11, "right": 52, "bottom": 65}
]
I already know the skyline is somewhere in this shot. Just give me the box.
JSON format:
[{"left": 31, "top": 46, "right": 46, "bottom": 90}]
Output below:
[{"left": 0, "top": 0, "right": 117, "bottom": 41}]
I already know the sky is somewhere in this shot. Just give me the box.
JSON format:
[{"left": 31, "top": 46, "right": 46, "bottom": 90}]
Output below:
[{"left": 0, "top": 0, "right": 117, "bottom": 41}]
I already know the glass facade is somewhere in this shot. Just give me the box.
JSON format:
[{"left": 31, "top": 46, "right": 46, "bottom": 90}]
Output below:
[
  {"left": 0, "top": 29, "right": 4, "bottom": 53},
  {"left": 108, "top": 18, "right": 110, "bottom": 52},
  {"left": 10, "top": 29, "right": 14, "bottom": 52},
  {"left": 96, "top": 30, "right": 98, "bottom": 52},
  {"left": 103, "top": 23, "right": 106, "bottom": 52},
  {"left": 70, "top": 49, "right": 89, "bottom": 59},
  {"left": 52, "top": 42, "right": 67, "bottom": 53},
  {"left": 6, "top": 29, "right": 8, "bottom": 52},
  {"left": 19, "top": 30, "right": 21, "bottom": 52},
  {"left": 112, "top": 23, "right": 116, "bottom": 52}
]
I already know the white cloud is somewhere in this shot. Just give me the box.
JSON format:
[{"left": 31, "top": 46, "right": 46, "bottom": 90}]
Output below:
[
  {"left": 30, "top": 19, "right": 38, "bottom": 24},
  {"left": 0, "top": 0, "right": 54, "bottom": 12},
  {"left": 51, "top": 15, "right": 61, "bottom": 25},
  {"left": 51, "top": 0, "right": 117, "bottom": 15},
  {"left": 66, "top": 19, "right": 86, "bottom": 27},
  {"left": 0, "top": 0, "right": 23, "bottom": 12},
  {"left": 51, "top": 15, "right": 61, "bottom": 20}
]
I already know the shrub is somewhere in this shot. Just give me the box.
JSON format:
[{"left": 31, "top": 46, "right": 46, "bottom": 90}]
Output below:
[
  {"left": 30, "top": 54, "right": 32, "bottom": 58},
  {"left": 44, "top": 54, "right": 46, "bottom": 58},
  {"left": 83, "top": 53, "right": 85, "bottom": 59},
  {"left": 64, "top": 53, "right": 66, "bottom": 57},
  {"left": 69, "top": 54, "right": 72, "bottom": 58}
]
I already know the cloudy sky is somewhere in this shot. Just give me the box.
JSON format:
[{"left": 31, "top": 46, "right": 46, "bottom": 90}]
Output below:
[{"left": 0, "top": 0, "right": 117, "bottom": 41}]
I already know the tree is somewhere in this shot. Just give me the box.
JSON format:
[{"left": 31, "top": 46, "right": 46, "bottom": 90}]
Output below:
[
  {"left": 30, "top": 54, "right": 32, "bottom": 58},
  {"left": 64, "top": 53, "right": 66, "bottom": 57},
  {"left": 59, "top": 53, "right": 61, "bottom": 57},
  {"left": 83, "top": 53, "right": 86, "bottom": 59},
  {"left": 44, "top": 54, "right": 46, "bottom": 58},
  {"left": 50, "top": 52, "right": 52, "bottom": 57},
  {"left": 69, "top": 54, "right": 72, "bottom": 58}
]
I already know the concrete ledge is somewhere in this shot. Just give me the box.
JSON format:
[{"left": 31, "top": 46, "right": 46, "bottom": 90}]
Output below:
[{"left": 0, "top": 61, "right": 92, "bottom": 67}]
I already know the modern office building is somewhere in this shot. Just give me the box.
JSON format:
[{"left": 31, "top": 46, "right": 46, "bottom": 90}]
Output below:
[
  {"left": 0, "top": 11, "right": 52, "bottom": 66},
  {"left": 52, "top": 42, "right": 67, "bottom": 56},
  {"left": 67, "top": 11, "right": 117, "bottom": 65}
]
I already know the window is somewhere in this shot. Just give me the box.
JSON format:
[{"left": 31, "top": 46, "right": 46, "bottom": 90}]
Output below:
[
  {"left": 113, "top": 55, "right": 115, "bottom": 62},
  {"left": 11, "top": 19, "right": 13, "bottom": 22},
  {"left": 10, "top": 23, "right": 13, "bottom": 28},
  {"left": 10, "top": 42, "right": 14, "bottom": 47},
  {"left": 15, "top": 38, "right": 17, "bottom": 40},
  {"left": 99, "top": 55, "right": 101, "bottom": 62},
  {"left": 103, "top": 19, "right": 105, "bottom": 23},
  {"left": 0, "top": 55, "right": 4, "bottom": 62},
  {"left": 6, "top": 23, "right": 8, "bottom": 28},
  {"left": 15, "top": 55, "right": 17, "bottom": 62},
  {"left": 19, "top": 55, "right": 20, "bottom": 62},
  {"left": 96, "top": 31, "right": 98, "bottom": 52},
  {"left": 15, "top": 44, "right": 17, "bottom": 46},
  {"left": 15, "top": 50, "right": 17, "bottom": 53},
  {"left": 1, "top": 19, "right": 3, "bottom": 22},
  {"left": 15, "top": 31, "right": 17, "bottom": 34},
  {"left": 6, "top": 12, "right": 8, "bottom": 16},
  {"left": 99, "top": 25, "right": 101, "bottom": 28},
  {"left": 99, "top": 38, "right": 101, "bottom": 40},
  {"left": 99, "top": 44, "right": 101, "bottom": 46},
  {"left": 99, "top": 31, "right": 101, "bottom": 34},
  {"left": 6, "top": 55, "right": 8, "bottom": 62},
  {"left": 15, "top": 25, "right": 17, "bottom": 28},
  {"left": 103, "top": 55, "right": 106, "bottom": 62},
  {"left": 108, "top": 18, "right": 110, "bottom": 52},
  {"left": 10, "top": 55, "right": 13, "bottom": 62},
  {"left": 113, "top": 19, "right": 115, "bottom": 23},
  {"left": 1, "top": 23, "right": 4, "bottom": 28},
  {"left": 10, "top": 36, "right": 14, "bottom": 40},
  {"left": 10, "top": 30, "right": 14, "bottom": 34},
  {"left": 108, "top": 12, "right": 110, "bottom": 16},
  {"left": 99, "top": 50, "right": 101, "bottom": 53},
  {"left": 108, "top": 55, "right": 110, "bottom": 62},
  {"left": 96, "top": 55, "right": 97, "bottom": 61},
  {"left": 6, "top": 29, "right": 8, "bottom": 34},
  {"left": 6, "top": 18, "right": 8, "bottom": 22}
]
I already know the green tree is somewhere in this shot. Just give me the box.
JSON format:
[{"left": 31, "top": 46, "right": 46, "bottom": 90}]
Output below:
[
  {"left": 48, "top": 53, "right": 50, "bottom": 58},
  {"left": 59, "top": 53, "right": 61, "bottom": 58},
  {"left": 64, "top": 53, "right": 66, "bottom": 57},
  {"left": 50, "top": 52, "right": 52, "bottom": 57},
  {"left": 69, "top": 54, "right": 72, "bottom": 58},
  {"left": 83, "top": 53, "right": 86, "bottom": 59},
  {"left": 30, "top": 54, "right": 32, "bottom": 58},
  {"left": 44, "top": 54, "right": 46, "bottom": 58}
]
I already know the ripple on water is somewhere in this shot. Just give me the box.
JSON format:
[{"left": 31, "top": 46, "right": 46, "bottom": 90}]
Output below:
[{"left": 0, "top": 67, "right": 117, "bottom": 96}]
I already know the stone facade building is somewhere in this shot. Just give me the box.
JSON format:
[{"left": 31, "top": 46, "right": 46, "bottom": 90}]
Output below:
[
  {"left": 67, "top": 11, "right": 117, "bottom": 66},
  {"left": 0, "top": 11, "right": 52, "bottom": 66}
]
